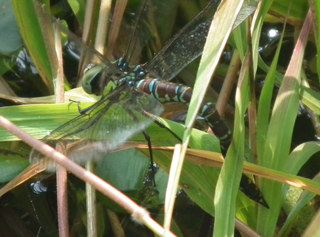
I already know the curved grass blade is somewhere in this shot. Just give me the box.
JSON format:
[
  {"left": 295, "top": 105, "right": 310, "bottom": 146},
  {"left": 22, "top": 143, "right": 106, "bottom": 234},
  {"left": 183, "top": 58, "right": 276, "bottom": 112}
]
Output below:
[
  {"left": 257, "top": 10, "right": 313, "bottom": 236},
  {"left": 11, "top": 1, "right": 53, "bottom": 94}
]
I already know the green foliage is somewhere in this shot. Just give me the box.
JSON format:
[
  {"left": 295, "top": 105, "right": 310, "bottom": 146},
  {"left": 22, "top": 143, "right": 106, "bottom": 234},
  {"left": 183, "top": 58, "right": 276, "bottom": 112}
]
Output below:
[{"left": 0, "top": 0, "right": 319, "bottom": 236}]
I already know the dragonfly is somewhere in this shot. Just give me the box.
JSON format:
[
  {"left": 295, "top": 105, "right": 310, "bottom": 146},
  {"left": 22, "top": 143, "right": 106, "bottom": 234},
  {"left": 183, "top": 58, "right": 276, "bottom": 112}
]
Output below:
[
  {"left": 79, "top": 0, "right": 268, "bottom": 207},
  {"left": 1, "top": 0, "right": 268, "bottom": 207}
]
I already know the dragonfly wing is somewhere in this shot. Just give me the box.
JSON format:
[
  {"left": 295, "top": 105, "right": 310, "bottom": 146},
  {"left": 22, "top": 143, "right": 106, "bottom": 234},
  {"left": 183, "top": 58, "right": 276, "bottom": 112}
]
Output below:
[
  {"left": 71, "top": 85, "right": 164, "bottom": 145},
  {"left": 145, "top": 0, "right": 220, "bottom": 80},
  {"left": 34, "top": 1, "right": 125, "bottom": 82},
  {"left": 124, "top": 0, "right": 179, "bottom": 65},
  {"left": 63, "top": 39, "right": 124, "bottom": 81},
  {"left": 30, "top": 84, "right": 163, "bottom": 168},
  {"left": 145, "top": 0, "right": 256, "bottom": 81}
]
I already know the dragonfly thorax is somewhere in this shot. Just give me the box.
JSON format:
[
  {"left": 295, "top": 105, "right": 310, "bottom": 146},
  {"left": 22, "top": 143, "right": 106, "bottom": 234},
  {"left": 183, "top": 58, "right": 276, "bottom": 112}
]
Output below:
[{"left": 113, "top": 58, "right": 148, "bottom": 89}]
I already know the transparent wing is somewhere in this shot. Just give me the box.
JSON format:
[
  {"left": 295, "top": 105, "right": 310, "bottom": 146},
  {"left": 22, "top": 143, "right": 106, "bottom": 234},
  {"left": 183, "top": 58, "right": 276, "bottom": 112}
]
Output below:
[
  {"left": 145, "top": 0, "right": 255, "bottom": 81},
  {"left": 123, "top": 0, "right": 179, "bottom": 65},
  {"left": 144, "top": 0, "right": 219, "bottom": 80},
  {"left": 43, "top": 84, "right": 163, "bottom": 143},
  {"left": 58, "top": 23, "right": 125, "bottom": 82},
  {"left": 33, "top": 1, "right": 125, "bottom": 83},
  {"left": 30, "top": 84, "right": 163, "bottom": 166}
]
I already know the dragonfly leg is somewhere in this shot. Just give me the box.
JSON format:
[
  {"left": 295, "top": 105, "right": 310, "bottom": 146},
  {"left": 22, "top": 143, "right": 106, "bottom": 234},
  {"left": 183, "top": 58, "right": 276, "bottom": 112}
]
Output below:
[
  {"left": 141, "top": 130, "right": 156, "bottom": 186},
  {"left": 136, "top": 111, "right": 184, "bottom": 187},
  {"left": 153, "top": 119, "right": 182, "bottom": 143},
  {"left": 69, "top": 99, "right": 92, "bottom": 115},
  {"left": 142, "top": 111, "right": 182, "bottom": 143},
  {"left": 124, "top": 107, "right": 159, "bottom": 187}
]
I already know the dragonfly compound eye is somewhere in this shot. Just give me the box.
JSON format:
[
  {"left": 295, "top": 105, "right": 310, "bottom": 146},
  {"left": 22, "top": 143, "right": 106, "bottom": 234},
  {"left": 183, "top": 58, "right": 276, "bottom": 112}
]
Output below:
[
  {"left": 82, "top": 64, "right": 105, "bottom": 95},
  {"left": 117, "top": 57, "right": 130, "bottom": 72}
]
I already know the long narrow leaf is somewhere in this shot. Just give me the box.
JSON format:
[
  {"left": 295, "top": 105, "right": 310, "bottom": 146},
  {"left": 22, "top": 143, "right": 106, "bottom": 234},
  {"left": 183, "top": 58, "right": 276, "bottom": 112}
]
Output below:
[
  {"left": 257, "top": 10, "right": 313, "bottom": 236},
  {"left": 11, "top": 1, "right": 53, "bottom": 94}
]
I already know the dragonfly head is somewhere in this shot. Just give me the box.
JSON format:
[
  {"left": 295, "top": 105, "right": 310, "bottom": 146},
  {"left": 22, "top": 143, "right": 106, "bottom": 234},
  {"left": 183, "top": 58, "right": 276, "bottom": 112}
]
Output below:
[
  {"left": 117, "top": 57, "right": 130, "bottom": 72},
  {"left": 82, "top": 63, "right": 123, "bottom": 96}
]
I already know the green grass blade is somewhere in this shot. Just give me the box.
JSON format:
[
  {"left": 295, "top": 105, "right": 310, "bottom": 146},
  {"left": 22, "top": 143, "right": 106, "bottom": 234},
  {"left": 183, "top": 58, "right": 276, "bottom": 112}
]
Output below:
[
  {"left": 11, "top": 1, "right": 53, "bottom": 94},
  {"left": 257, "top": 10, "right": 313, "bottom": 236},
  {"left": 182, "top": 0, "right": 247, "bottom": 236},
  {"left": 256, "top": 16, "right": 286, "bottom": 159}
]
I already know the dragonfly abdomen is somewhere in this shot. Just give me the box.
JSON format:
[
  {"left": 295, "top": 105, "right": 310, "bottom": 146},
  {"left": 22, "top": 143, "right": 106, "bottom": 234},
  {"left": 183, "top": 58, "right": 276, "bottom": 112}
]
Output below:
[
  {"left": 137, "top": 79, "right": 231, "bottom": 152},
  {"left": 137, "top": 79, "right": 191, "bottom": 103},
  {"left": 199, "top": 102, "right": 232, "bottom": 152},
  {"left": 137, "top": 79, "right": 268, "bottom": 208}
]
